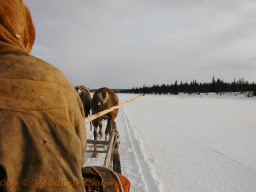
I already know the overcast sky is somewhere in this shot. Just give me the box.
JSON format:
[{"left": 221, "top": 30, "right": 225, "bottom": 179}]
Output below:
[{"left": 24, "top": 0, "right": 256, "bottom": 89}]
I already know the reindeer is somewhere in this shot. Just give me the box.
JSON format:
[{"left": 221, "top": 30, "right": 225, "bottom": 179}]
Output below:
[
  {"left": 75, "top": 85, "right": 92, "bottom": 118},
  {"left": 91, "top": 87, "right": 119, "bottom": 144}
]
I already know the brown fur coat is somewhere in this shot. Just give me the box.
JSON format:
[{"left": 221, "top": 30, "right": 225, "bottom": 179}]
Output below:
[{"left": 0, "top": 1, "right": 86, "bottom": 192}]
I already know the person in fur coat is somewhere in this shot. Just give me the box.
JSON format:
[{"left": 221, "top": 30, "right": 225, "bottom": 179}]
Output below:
[{"left": 0, "top": 0, "right": 87, "bottom": 191}]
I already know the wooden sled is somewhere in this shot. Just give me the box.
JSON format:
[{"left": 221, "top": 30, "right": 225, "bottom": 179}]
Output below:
[
  {"left": 86, "top": 121, "right": 121, "bottom": 174},
  {"left": 84, "top": 122, "right": 128, "bottom": 192}
]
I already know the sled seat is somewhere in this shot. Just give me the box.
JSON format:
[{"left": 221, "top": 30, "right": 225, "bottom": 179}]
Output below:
[{"left": 82, "top": 166, "right": 130, "bottom": 192}]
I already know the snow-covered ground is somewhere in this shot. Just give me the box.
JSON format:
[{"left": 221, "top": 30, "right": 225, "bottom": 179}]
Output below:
[{"left": 84, "top": 93, "right": 256, "bottom": 192}]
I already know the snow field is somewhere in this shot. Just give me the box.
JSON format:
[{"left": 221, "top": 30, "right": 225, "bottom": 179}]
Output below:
[{"left": 84, "top": 93, "right": 256, "bottom": 192}]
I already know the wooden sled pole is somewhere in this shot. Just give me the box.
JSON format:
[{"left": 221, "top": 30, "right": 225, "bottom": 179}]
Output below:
[{"left": 84, "top": 93, "right": 145, "bottom": 124}]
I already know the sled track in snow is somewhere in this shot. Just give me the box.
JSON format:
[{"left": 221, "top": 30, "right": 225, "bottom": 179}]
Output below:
[{"left": 120, "top": 108, "right": 163, "bottom": 192}]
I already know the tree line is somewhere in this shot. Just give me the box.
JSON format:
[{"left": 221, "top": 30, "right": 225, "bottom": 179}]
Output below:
[{"left": 119, "top": 77, "right": 256, "bottom": 97}]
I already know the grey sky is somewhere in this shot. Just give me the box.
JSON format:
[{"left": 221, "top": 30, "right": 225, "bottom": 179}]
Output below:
[{"left": 24, "top": 0, "right": 256, "bottom": 89}]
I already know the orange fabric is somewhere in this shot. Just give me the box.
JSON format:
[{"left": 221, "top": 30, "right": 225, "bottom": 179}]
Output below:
[{"left": 116, "top": 173, "right": 130, "bottom": 192}]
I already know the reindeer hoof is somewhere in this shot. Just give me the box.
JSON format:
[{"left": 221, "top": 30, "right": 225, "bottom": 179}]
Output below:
[
  {"left": 91, "top": 152, "right": 99, "bottom": 158},
  {"left": 98, "top": 131, "right": 103, "bottom": 138}
]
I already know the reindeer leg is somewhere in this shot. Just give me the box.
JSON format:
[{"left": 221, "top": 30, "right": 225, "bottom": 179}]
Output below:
[
  {"left": 105, "top": 117, "right": 114, "bottom": 141},
  {"left": 98, "top": 120, "right": 103, "bottom": 138},
  {"left": 92, "top": 125, "right": 99, "bottom": 158},
  {"left": 90, "top": 121, "right": 92, "bottom": 131},
  {"left": 88, "top": 109, "right": 92, "bottom": 131}
]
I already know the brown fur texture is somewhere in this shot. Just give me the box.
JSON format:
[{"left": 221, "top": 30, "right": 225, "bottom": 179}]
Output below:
[
  {"left": 75, "top": 85, "right": 92, "bottom": 118},
  {"left": 0, "top": 0, "right": 35, "bottom": 53},
  {"left": 91, "top": 87, "right": 119, "bottom": 144}
]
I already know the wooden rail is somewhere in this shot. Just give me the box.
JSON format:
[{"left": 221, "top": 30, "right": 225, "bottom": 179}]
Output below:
[{"left": 84, "top": 93, "right": 144, "bottom": 124}]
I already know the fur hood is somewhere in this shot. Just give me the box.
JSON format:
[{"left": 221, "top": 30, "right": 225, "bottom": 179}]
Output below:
[{"left": 0, "top": 0, "right": 35, "bottom": 53}]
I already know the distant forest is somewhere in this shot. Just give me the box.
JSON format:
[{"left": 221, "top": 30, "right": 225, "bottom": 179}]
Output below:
[{"left": 119, "top": 77, "right": 256, "bottom": 97}]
